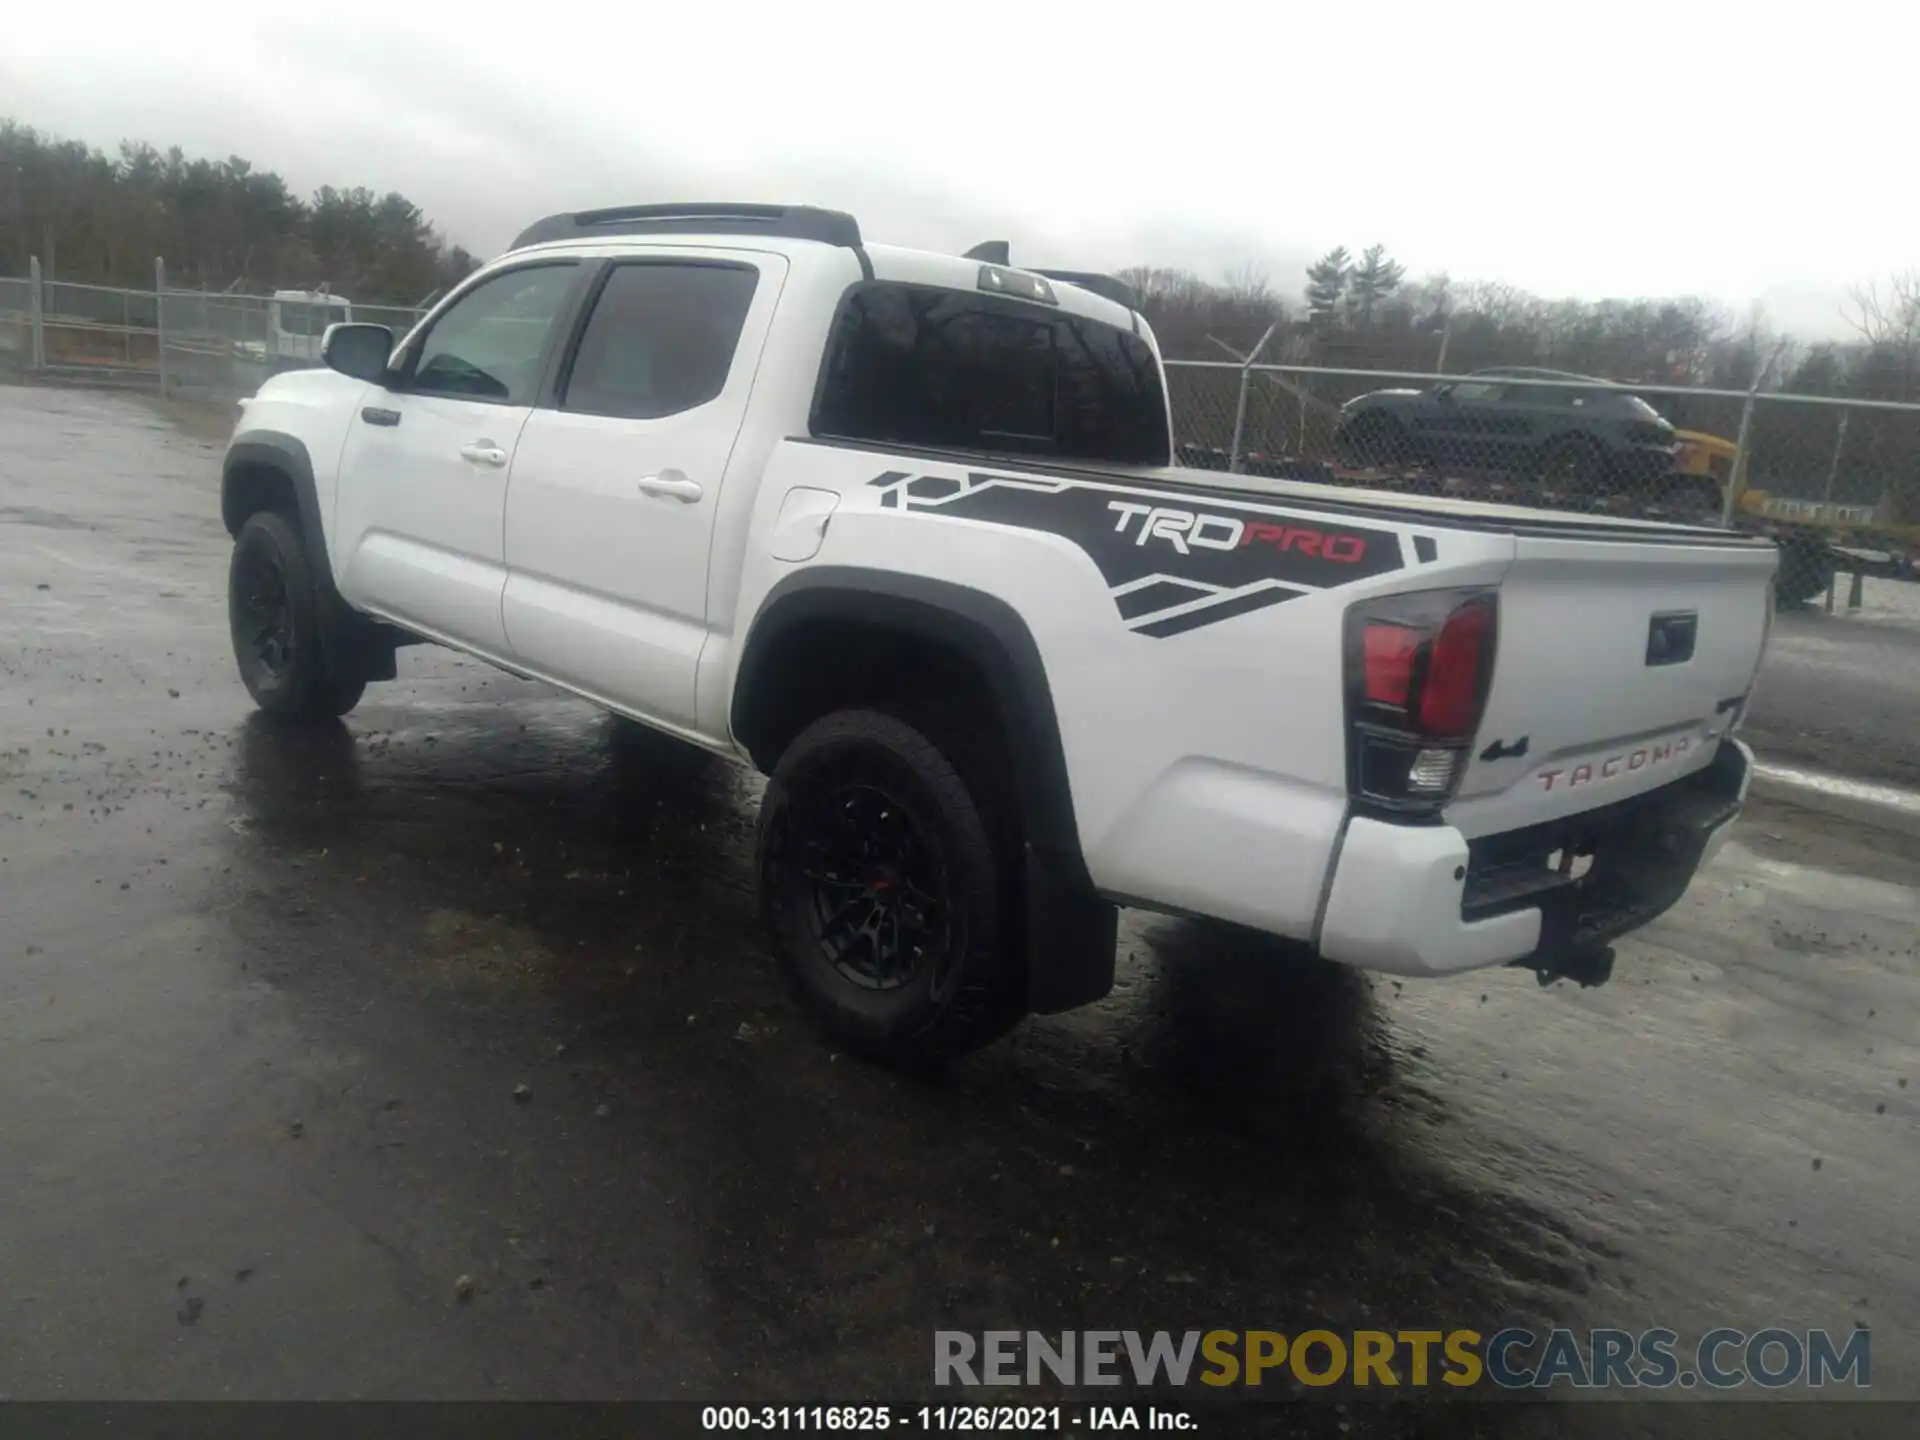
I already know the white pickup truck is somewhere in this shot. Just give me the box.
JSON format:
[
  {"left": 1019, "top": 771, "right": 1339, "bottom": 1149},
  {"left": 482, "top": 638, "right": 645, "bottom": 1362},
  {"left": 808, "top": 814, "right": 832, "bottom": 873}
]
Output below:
[{"left": 220, "top": 203, "right": 1777, "bottom": 1063}]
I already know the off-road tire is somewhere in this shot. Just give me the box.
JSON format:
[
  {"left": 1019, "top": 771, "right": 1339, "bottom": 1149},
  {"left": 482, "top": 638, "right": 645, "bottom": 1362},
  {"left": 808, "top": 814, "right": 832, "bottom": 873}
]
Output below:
[
  {"left": 228, "top": 510, "right": 367, "bottom": 720},
  {"left": 1774, "top": 533, "right": 1835, "bottom": 605},
  {"left": 757, "top": 708, "right": 1028, "bottom": 1065}
]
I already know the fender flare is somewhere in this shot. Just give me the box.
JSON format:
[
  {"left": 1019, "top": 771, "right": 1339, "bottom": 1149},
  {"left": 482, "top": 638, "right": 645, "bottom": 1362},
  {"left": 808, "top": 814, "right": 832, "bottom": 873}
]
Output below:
[
  {"left": 221, "top": 429, "right": 399, "bottom": 680},
  {"left": 222, "top": 430, "right": 334, "bottom": 584},
  {"left": 735, "top": 568, "right": 1084, "bottom": 878},
  {"left": 734, "top": 568, "right": 1114, "bottom": 1013}
]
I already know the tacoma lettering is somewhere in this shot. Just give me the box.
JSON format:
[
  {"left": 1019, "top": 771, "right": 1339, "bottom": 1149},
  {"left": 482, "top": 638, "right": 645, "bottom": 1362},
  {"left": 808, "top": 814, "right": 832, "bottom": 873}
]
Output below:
[{"left": 1536, "top": 737, "right": 1693, "bottom": 791}]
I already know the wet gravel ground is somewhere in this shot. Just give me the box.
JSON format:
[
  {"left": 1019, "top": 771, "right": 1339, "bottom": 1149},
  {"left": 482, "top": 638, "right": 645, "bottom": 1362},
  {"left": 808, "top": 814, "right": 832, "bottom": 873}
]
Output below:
[
  {"left": 1744, "top": 597, "right": 1920, "bottom": 791},
  {"left": 1, "top": 383, "right": 1917, "bottom": 1435}
]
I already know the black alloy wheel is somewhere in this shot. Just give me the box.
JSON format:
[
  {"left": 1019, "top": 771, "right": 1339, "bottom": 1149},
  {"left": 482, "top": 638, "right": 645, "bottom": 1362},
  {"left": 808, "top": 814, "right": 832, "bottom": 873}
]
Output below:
[
  {"left": 233, "top": 541, "right": 296, "bottom": 682},
  {"left": 788, "top": 778, "right": 954, "bottom": 996},
  {"left": 757, "top": 708, "right": 1028, "bottom": 1063},
  {"left": 227, "top": 509, "right": 367, "bottom": 719}
]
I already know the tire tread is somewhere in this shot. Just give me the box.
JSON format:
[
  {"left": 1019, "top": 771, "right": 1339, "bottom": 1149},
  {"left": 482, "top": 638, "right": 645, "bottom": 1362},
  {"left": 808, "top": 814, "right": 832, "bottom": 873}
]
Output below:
[
  {"left": 229, "top": 509, "right": 366, "bottom": 720},
  {"left": 757, "top": 708, "right": 1027, "bottom": 1064}
]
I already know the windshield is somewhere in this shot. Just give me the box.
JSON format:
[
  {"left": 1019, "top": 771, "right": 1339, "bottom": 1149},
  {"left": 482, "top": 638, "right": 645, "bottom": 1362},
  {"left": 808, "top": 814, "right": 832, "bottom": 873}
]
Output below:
[{"left": 275, "top": 300, "right": 347, "bottom": 337}]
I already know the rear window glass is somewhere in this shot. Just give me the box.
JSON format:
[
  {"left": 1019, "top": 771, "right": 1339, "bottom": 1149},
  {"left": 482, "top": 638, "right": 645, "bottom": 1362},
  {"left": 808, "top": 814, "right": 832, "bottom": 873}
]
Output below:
[{"left": 811, "top": 282, "right": 1169, "bottom": 466}]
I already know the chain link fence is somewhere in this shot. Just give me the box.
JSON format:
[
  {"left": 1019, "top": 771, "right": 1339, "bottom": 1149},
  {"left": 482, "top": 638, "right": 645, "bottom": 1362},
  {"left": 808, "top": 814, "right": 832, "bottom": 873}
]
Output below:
[
  {"left": 0, "top": 276, "right": 33, "bottom": 371},
  {"left": 0, "top": 261, "right": 428, "bottom": 400},
  {"left": 38, "top": 280, "right": 162, "bottom": 380},
  {"left": 1166, "top": 360, "right": 1920, "bottom": 605}
]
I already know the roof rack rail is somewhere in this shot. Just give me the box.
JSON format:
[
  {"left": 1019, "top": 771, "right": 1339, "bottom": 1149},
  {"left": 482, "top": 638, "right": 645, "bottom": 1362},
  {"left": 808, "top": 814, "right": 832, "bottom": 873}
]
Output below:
[
  {"left": 511, "top": 203, "right": 862, "bottom": 252},
  {"left": 958, "top": 241, "right": 1136, "bottom": 310}
]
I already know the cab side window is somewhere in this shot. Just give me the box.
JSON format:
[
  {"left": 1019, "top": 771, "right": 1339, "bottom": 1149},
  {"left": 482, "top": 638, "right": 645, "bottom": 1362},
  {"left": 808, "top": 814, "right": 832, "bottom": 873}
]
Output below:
[
  {"left": 561, "top": 262, "right": 760, "bottom": 420},
  {"left": 410, "top": 264, "right": 579, "bottom": 406},
  {"left": 1448, "top": 381, "right": 1504, "bottom": 402}
]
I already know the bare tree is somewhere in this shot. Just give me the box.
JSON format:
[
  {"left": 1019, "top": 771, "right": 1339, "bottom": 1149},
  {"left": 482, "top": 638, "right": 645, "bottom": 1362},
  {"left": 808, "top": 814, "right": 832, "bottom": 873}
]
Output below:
[
  {"left": 1453, "top": 280, "right": 1530, "bottom": 329},
  {"left": 1844, "top": 271, "right": 1920, "bottom": 402},
  {"left": 1844, "top": 271, "right": 1920, "bottom": 349},
  {"left": 1403, "top": 271, "right": 1452, "bottom": 328}
]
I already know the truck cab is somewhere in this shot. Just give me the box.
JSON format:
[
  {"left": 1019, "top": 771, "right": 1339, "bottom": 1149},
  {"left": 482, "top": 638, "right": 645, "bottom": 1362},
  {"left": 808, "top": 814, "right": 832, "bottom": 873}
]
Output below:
[{"left": 266, "top": 290, "right": 353, "bottom": 366}]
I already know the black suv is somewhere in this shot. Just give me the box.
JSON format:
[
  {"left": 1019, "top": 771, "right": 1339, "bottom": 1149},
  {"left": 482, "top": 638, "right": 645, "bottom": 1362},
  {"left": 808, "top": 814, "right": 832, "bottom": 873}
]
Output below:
[{"left": 1333, "top": 366, "right": 1678, "bottom": 494}]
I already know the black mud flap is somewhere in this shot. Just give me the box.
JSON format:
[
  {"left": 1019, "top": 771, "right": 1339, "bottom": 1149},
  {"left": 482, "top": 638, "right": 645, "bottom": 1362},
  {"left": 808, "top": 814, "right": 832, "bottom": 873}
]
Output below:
[
  {"left": 1024, "top": 844, "right": 1118, "bottom": 1015},
  {"left": 1520, "top": 943, "right": 1616, "bottom": 989},
  {"left": 316, "top": 592, "right": 397, "bottom": 682}
]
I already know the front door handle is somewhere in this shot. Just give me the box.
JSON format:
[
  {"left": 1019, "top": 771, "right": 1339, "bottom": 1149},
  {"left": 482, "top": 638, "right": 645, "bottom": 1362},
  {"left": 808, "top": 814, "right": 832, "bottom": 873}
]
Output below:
[
  {"left": 459, "top": 441, "right": 509, "bottom": 468},
  {"left": 637, "top": 472, "right": 704, "bottom": 503}
]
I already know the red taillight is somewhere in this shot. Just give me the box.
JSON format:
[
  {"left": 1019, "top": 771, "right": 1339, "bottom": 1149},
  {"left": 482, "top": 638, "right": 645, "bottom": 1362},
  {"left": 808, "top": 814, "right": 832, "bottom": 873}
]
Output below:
[
  {"left": 1363, "top": 624, "right": 1420, "bottom": 706},
  {"left": 1417, "top": 597, "right": 1495, "bottom": 738},
  {"left": 1347, "top": 590, "right": 1499, "bottom": 814}
]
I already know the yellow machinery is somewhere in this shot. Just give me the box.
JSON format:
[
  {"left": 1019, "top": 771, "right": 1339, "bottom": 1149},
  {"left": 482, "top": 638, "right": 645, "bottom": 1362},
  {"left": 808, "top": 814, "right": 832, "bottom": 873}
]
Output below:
[
  {"left": 1672, "top": 429, "right": 1739, "bottom": 495},
  {"left": 1674, "top": 429, "right": 1920, "bottom": 600}
]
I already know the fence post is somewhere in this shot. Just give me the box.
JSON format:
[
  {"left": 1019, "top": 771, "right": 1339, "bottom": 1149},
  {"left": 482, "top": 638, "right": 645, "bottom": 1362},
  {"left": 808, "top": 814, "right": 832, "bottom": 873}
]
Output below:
[
  {"left": 28, "top": 255, "right": 44, "bottom": 371},
  {"left": 1228, "top": 321, "right": 1280, "bottom": 474},
  {"left": 155, "top": 257, "right": 169, "bottom": 395},
  {"left": 1718, "top": 340, "right": 1790, "bottom": 528},
  {"left": 1719, "top": 392, "right": 1758, "bottom": 528},
  {"left": 1821, "top": 408, "right": 1850, "bottom": 505}
]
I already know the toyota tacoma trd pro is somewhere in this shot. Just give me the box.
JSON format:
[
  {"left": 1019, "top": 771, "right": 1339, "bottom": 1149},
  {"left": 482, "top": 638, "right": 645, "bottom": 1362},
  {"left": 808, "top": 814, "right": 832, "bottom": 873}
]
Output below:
[{"left": 219, "top": 203, "right": 1777, "bottom": 1064}]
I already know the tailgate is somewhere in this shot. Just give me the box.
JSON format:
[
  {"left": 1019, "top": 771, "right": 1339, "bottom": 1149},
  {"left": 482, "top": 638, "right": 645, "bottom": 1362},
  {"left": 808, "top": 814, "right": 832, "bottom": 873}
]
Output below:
[{"left": 1448, "top": 534, "right": 1776, "bottom": 836}]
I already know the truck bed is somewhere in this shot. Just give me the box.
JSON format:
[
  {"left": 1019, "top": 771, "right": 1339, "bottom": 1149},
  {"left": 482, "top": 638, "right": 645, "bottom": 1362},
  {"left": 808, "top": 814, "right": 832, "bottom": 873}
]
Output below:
[{"left": 823, "top": 437, "right": 1778, "bottom": 548}]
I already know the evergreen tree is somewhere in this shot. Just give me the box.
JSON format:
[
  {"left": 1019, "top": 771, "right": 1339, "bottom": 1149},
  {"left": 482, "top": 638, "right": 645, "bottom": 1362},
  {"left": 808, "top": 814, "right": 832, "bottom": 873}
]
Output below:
[
  {"left": 0, "top": 117, "right": 479, "bottom": 302},
  {"left": 1304, "top": 246, "right": 1351, "bottom": 326},
  {"left": 1346, "top": 244, "right": 1406, "bottom": 327}
]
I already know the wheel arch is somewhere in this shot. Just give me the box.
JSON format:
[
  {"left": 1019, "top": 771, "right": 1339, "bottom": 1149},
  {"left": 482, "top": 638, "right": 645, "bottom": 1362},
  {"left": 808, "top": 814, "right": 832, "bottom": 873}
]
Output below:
[
  {"left": 222, "top": 430, "right": 333, "bottom": 583},
  {"left": 221, "top": 429, "right": 398, "bottom": 680},
  {"left": 1342, "top": 399, "right": 1405, "bottom": 430},
  {"left": 734, "top": 569, "right": 1117, "bottom": 1013},
  {"left": 732, "top": 568, "right": 1087, "bottom": 887},
  {"left": 1541, "top": 427, "right": 1607, "bottom": 457}
]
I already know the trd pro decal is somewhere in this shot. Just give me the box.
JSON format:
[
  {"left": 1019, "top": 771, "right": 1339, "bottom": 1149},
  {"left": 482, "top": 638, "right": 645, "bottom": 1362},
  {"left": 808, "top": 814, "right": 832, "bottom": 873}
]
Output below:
[{"left": 867, "top": 469, "right": 1404, "bottom": 637}]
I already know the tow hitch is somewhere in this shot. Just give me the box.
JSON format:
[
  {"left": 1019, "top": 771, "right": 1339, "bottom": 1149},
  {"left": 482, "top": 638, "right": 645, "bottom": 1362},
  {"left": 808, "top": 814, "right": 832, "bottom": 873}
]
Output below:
[{"left": 1512, "top": 945, "right": 1615, "bottom": 988}]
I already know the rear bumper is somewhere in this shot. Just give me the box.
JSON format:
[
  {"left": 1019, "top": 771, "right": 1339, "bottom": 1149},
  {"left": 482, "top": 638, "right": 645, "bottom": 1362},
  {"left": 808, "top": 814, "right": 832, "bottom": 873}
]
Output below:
[{"left": 1318, "top": 739, "right": 1750, "bottom": 977}]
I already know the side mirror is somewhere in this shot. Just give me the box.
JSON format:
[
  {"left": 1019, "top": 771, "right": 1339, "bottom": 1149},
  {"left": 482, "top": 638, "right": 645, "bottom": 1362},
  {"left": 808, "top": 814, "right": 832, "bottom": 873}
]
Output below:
[
  {"left": 320, "top": 323, "right": 394, "bottom": 383},
  {"left": 1432, "top": 383, "right": 1455, "bottom": 402}
]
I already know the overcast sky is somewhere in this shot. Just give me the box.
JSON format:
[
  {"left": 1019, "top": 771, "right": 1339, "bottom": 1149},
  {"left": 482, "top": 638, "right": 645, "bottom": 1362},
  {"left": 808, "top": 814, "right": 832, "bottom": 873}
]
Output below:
[{"left": 6, "top": 2, "right": 1913, "bottom": 338}]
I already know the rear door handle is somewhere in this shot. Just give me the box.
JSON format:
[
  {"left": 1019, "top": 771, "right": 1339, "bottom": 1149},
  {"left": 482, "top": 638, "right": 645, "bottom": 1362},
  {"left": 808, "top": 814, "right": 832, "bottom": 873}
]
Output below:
[
  {"left": 637, "top": 472, "right": 704, "bottom": 503},
  {"left": 459, "top": 441, "right": 509, "bottom": 468}
]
